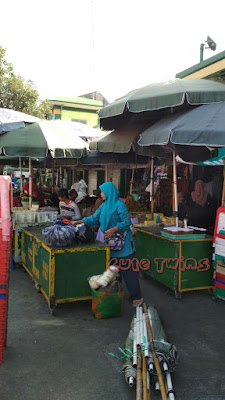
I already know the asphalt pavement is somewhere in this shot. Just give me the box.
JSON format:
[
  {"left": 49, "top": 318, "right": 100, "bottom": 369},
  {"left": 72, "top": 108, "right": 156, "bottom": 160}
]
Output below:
[{"left": 1, "top": 267, "right": 225, "bottom": 400}]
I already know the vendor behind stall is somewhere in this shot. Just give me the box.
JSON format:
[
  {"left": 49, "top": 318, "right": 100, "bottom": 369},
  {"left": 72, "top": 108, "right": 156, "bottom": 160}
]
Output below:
[
  {"left": 165, "top": 191, "right": 188, "bottom": 221},
  {"left": 69, "top": 189, "right": 78, "bottom": 202},
  {"left": 58, "top": 188, "right": 81, "bottom": 220},
  {"left": 186, "top": 180, "right": 217, "bottom": 230}
]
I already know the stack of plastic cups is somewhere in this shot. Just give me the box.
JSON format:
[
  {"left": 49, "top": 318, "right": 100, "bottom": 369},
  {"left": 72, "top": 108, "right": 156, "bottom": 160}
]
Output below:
[{"left": 0, "top": 176, "right": 12, "bottom": 363}]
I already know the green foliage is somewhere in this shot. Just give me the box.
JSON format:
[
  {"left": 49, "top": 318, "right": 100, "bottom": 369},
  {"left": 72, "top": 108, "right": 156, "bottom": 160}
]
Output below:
[{"left": 0, "top": 46, "right": 51, "bottom": 119}]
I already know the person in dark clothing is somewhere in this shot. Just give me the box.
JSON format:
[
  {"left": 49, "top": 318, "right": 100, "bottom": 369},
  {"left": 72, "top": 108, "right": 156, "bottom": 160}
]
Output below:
[
  {"left": 165, "top": 191, "right": 188, "bottom": 221},
  {"left": 49, "top": 192, "right": 59, "bottom": 209},
  {"left": 186, "top": 180, "right": 217, "bottom": 230}
]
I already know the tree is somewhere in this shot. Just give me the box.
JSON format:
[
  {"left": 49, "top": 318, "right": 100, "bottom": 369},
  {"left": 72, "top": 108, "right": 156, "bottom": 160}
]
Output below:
[{"left": 0, "top": 46, "right": 51, "bottom": 119}]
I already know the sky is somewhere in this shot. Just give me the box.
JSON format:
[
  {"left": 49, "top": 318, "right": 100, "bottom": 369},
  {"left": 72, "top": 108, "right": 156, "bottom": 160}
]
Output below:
[{"left": 1, "top": 0, "right": 225, "bottom": 103}]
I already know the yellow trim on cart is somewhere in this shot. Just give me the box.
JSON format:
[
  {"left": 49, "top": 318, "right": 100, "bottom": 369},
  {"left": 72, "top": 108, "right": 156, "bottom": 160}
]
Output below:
[
  {"left": 136, "top": 228, "right": 212, "bottom": 243},
  {"left": 22, "top": 230, "right": 33, "bottom": 237},
  {"left": 106, "top": 247, "right": 110, "bottom": 268},
  {"left": 56, "top": 296, "right": 92, "bottom": 304},
  {"left": 22, "top": 263, "right": 50, "bottom": 303},
  {"left": 50, "top": 254, "right": 55, "bottom": 297},
  {"left": 178, "top": 242, "right": 182, "bottom": 291},
  {"left": 179, "top": 285, "right": 213, "bottom": 292},
  {"left": 53, "top": 246, "right": 109, "bottom": 254}
]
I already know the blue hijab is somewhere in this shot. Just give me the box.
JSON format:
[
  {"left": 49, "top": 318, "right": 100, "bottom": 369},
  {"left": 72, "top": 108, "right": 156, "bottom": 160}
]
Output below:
[{"left": 99, "top": 182, "right": 121, "bottom": 232}]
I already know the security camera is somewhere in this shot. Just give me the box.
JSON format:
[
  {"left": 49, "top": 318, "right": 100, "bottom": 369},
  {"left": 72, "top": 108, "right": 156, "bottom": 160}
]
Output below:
[{"left": 205, "top": 36, "right": 217, "bottom": 51}]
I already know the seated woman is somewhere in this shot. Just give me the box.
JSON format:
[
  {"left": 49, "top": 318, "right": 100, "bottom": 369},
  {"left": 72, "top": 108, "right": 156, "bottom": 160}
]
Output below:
[{"left": 58, "top": 188, "right": 81, "bottom": 221}]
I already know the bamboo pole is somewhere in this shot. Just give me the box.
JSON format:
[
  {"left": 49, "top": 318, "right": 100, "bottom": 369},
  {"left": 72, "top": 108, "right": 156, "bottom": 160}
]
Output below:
[
  {"left": 143, "top": 303, "right": 167, "bottom": 400},
  {"left": 136, "top": 347, "right": 142, "bottom": 400},
  {"left": 142, "top": 353, "right": 148, "bottom": 400},
  {"left": 130, "top": 167, "right": 135, "bottom": 194}
]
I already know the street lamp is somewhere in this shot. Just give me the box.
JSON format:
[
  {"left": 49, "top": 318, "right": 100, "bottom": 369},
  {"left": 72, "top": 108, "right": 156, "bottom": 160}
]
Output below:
[{"left": 200, "top": 36, "right": 217, "bottom": 62}]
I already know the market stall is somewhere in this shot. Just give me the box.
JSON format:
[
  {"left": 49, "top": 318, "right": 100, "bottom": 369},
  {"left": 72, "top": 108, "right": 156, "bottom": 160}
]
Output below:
[
  {"left": 21, "top": 226, "right": 110, "bottom": 314},
  {"left": 135, "top": 225, "right": 213, "bottom": 299},
  {"left": 96, "top": 85, "right": 225, "bottom": 298}
]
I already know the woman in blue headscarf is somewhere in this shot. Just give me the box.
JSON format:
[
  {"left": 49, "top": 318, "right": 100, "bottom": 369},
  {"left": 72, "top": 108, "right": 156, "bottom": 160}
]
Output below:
[{"left": 71, "top": 182, "right": 142, "bottom": 307}]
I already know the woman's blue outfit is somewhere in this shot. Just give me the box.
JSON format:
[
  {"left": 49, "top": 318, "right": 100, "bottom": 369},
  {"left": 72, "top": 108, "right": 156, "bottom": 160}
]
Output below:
[{"left": 83, "top": 182, "right": 141, "bottom": 300}]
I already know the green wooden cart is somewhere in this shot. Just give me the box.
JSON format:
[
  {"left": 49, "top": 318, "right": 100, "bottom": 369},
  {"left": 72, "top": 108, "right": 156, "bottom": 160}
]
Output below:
[
  {"left": 135, "top": 227, "right": 213, "bottom": 298},
  {"left": 21, "top": 227, "right": 110, "bottom": 314}
]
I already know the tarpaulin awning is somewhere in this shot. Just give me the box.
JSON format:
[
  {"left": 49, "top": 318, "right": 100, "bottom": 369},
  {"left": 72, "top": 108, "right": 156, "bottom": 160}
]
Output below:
[{"left": 0, "top": 107, "right": 40, "bottom": 133}]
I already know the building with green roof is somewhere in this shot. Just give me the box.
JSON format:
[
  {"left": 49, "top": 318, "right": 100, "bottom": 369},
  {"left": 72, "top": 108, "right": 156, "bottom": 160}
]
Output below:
[
  {"left": 176, "top": 50, "right": 225, "bottom": 83},
  {"left": 49, "top": 93, "right": 107, "bottom": 127}
]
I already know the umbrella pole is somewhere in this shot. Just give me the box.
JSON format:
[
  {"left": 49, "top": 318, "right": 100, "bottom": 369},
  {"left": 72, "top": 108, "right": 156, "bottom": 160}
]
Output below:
[
  {"left": 221, "top": 161, "right": 225, "bottom": 207},
  {"left": 143, "top": 303, "right": 167, "bottom": 400},
  {"left": 105, "top": 165, "right": 108, "bottom": 182},
  {"left": 60, "top": 168, "right": 63, "bottom": 188},
  {"left": 72, "top": 166, "right": 75, "bottom": 187},
  {"left": 51, "top": 158, "right": 54, "bottom": 193},
  {"left": 150, "top": 156, "right": 154, "bottom": 216},
  {"left": 19, "top": 157, "right": 23, "bottom": 198},
  {"left": 130, "top": 167, "right": 134, "bottom": 194},
  {"left": 29, "top": 158, "right": 32, "bottom": 210},
  {"left": 173, "top": 152, "right": 178, "bottom": 227}
]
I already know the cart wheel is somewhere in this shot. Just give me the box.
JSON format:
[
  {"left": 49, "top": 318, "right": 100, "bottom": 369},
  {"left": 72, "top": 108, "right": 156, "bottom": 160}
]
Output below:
[
  {"left": 34, "top": 283, "right": 41, "bottom": 293},
  {"left": 49, "top": 304, "right": 57, "bottom": 316},
  {"left": 208, "top": 288, "right": 213, "bottom": 295},
  {"left": 14, "top": 262, "right": 22, "bottom": 269},
  {"left": 175, "top": 290, "right": 181, "bottom": 300}
]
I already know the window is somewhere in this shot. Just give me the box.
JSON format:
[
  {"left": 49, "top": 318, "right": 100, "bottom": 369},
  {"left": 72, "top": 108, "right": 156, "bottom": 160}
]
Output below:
[{"left": 71, "top": 119, "right": 87, "bottom": 124}]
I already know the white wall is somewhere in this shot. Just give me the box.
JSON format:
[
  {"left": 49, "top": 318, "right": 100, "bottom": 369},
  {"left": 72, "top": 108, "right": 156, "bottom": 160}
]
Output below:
[{"left": 88, "top": 169, "right": 97, "bottom": 195}]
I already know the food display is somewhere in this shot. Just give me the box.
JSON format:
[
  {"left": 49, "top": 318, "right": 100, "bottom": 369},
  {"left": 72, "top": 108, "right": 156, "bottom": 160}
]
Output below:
[{"left": 125, "top": 194, "right": 147, "bottom": 212}]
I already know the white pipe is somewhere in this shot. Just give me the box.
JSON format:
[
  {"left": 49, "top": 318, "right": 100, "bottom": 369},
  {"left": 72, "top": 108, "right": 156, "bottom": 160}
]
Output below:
[
  {"left": 149, "top": 362, "right": 154, "bottom": 372},
  {"left": 173, "top": 151, "right": 178, "bottom": 228},
  {"left": 155, "top": 381, "right": 160, "bottom": 391},
  {"left": 140, "top": 308, "right": 143, "bottom": 347},
  {"left": 128, "top": 376, "right": 134, "bottom": 387},
  {"left": 137, "top": 306, "right": 141, "bottom": 347},
  {"left": 136, "top": 307, "right": 139, "bottom": 347},
  {"left": 29, "top": 158, "right": 32, "bottom": 210},
  {"left": 143, "top": 316, "right": 149, "bottom": 358},
  {"left": 163, "top": 362, "right": 175, "bottom": 400},
  {"left": 133, "top": 318, "right": 137, "bottom": 366},
  {"left": 148, "top": 309, "right": 153, "bottom": 329}
]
